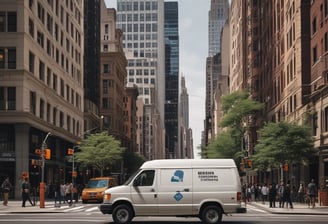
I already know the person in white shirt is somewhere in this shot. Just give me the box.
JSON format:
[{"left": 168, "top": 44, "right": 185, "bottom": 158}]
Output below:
[{"left": 261, "top": 183, "right": 269, "bottom": 204}]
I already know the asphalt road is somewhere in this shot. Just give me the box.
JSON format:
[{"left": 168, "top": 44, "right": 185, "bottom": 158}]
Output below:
[{"left": 0, "top": 204, "right": 328, "bottom": 224}]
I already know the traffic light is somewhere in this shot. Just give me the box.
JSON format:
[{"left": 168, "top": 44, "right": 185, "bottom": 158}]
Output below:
[
  {"left": 247, "top": 159, "right": 253, "bottom": 169},
  {"left": 35, "top": 149, "right": 41, "bottom": 155},
  {"left": 45, "top": 148, "right": 51, "bottom": 160},
  {"left": 31, "top": 159, "right": 36, "bottom": 166},
  {"left": 283, "top": 163, "right": 288, "bottom": 171},
  {"left": 67, "top": 148, "right": 74, "bottom": 155}
]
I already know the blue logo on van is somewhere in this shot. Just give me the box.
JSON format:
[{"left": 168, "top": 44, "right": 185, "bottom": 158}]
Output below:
[
  {"left": 171, "top": 170, "right": 184, "bottom": 182},
  {"left": 174, "top": 192, "right": 183, "bottom": 201}
]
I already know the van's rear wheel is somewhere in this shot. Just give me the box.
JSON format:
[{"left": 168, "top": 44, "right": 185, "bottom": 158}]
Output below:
[
  {"left": 201, "top": 205, "right": 222, "bottom": 224},
  {"left": 112, "top": 204, "right": 133, "bottom": 224}
]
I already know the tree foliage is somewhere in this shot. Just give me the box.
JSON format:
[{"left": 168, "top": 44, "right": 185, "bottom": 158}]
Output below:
[
  {"left": 252, "top": 122, "right": 315, "bottom": 169},
  {"left": 220, "top": 90, "right": 263, "bottom": 130},
  {"left": 75, "top": 132, "right": 125, "bottom": 176},
  {"left": 206, "top": 129, "right": 244, "bottom": 162},
  {"left": 206, "top": 90, "right": 263, "bottom": 164}
]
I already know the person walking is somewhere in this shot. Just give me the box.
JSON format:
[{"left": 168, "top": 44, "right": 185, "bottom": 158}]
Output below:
[
  {"left": 278, "top": 181, "right": 285, "bottom": 208},
  {"left": 307, "top": 179, "right": 317, "bottom": 208},
  {"left": 268, "top": 183, "right": 277, "bottom": 208},
  {"left": 1, "top": 177, "right": 12, "bottom": 206},
  {"left": 282, "top": 181, "right": 293, "bottom": 209},
  {"left": 21, "top": 177, "right": 34, "bottom": 207},
  {"left": 261, "top": 183, "right": 268, "bottom": 204},
  {"left": 297, "top": 182, "right": 306, "bottom": 203}
]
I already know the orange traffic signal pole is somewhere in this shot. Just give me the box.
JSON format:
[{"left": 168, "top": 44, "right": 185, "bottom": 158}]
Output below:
[{"left": 39, "top": 132, "right": 51, "bottom": 208}]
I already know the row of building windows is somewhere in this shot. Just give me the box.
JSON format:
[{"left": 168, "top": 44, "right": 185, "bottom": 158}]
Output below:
[
  {"left": 117, "top": 12, "right": 158, "bottom": 22},
  {"left": 128, "top": 78, "right": 155, "bottom": 86},
  {"left": 28, "top": 51, "right": 82, "bottom": 110},
  {"left": 128, "top": 69, "right": 156, "bottom": 76},
  {"left": 29, "top": 90, "right": 81, "bottom": 136},
  {"left": 117, "top": 1, "right": 158, "bottom": 11}
]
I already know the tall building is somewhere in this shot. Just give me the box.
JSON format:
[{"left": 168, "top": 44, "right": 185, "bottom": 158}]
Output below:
[
  {"left": 308, "top": 0, "right": 328, "bottom": 188},
  {"left": 84, "top": 0, "right": 100, "bottom": 106},
  {"left": 204, "top": 0, "right": 229, "bottom": 146},
  {"left": 84, "top": 0, "right": 102, "bottom": 133},
  {"left": 164, "top": 1, "right": 179, "bottom": 158},
  {"left": 116, "top": 0, "right": 166, "bottom": 159},
  {"left": 0, "top": 0, "right": 84, "bottom": 198},
  {"left": 208, "top": 0, "right": 229, "bottom": 57},
  {"left": 179, "top": 76, "right": 193, "bottom": 158},
  {"left": 100, "top": 3, "right": 128, "bottom": 147}
]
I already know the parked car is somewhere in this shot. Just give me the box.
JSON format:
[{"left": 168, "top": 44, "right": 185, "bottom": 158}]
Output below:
[{"left": 81, "top": 177, "right": 118, "bottom": 203}]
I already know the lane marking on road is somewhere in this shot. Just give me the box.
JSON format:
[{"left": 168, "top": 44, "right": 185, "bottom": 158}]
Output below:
[
  {"left": 64, "top": 205, "right": 85, "bottom": 212},
  {"left": 85, "top": 206, "right": 99, "bottom": 212}
]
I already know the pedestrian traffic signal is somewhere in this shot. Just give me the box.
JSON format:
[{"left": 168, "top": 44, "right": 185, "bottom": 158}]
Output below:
[
  {"left": 45, "top": 148, "right": 51, "bottom": 160},
  {"left": 31, "top": 159, "right": 36, "bottom": 166},
  {"left": 247, "top": 159, "right": 253, "bottom": 169},
  {"left": 35, "top": 149, "right": 41, "bottom": 155},
  {"left": 283, "top": 163, "right": 288, "bottom": 171},
  {"left": 67, "top": 148, "right": 74, "bottom": 155}
]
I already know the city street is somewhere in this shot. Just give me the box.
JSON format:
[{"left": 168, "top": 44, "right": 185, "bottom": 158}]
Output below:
[{"left": 1, "top": 201, "right": 328, "bottom": 224}]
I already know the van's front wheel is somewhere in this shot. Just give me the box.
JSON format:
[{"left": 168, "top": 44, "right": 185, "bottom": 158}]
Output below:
[
  {"left": 201, "top": 205, "right": 222, "bottom": 224},
  {"left": 112, "top": 204, "right": 133, "bottom": 224}
]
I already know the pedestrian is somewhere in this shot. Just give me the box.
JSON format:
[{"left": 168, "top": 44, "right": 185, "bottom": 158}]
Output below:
[
  {"left": 261, "top": 183, "right": 268, "bottom": 204},
  {"left": 65, "top": 182, "right": 72, "bottom": 205},
  {"left": 268, "top": 183, "right": 277, "bottom": 208},
  {"left": 307, "top": 179, "right": 317, "bottom": 208},
  {"left": 282, "top": 181, "right": 293, "bottom": 209},
  {"left": 278, "top": 181, "right": 285, "bottom": 208},
  {"left": 297, "top": 182, "right": 306, "bottom": 203},
  {"left": 1, "top": 177, "right": 12, "bottom": 206},
  {"left": 60, "top": 182, "right": 66, "bottom": 204},
  {"left": 21, "top": 177, "right": 34, "bottom": 207}
]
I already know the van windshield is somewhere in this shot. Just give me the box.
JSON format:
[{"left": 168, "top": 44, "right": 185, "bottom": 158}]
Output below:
[
  {"left": 87, "top": 179, "right": 108, "bottom": 188},
  {"left": 123, "top": 169, "right": 141, "bottom": 185}
]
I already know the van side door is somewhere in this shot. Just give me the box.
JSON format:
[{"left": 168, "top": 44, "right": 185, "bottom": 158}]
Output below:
[
  {"left": 131, "top": 169, "right": 158, "bottom": 215},
  {"left": 157, "top": 168, "right": 193, "bottom": 215}
]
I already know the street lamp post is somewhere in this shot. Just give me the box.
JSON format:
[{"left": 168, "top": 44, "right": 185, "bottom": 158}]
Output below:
[{"left": 40, "top": 132, "right": 51, "bottom": 208}]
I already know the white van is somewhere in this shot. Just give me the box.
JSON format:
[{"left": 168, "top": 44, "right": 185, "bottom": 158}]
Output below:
[{"left": 99, "top": 159, "right": 246, "bottom": 224}]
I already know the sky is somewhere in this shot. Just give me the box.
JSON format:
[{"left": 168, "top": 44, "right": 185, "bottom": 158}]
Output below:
[{"left": 105, "top": 0, "right": 210, "bottom": 158}]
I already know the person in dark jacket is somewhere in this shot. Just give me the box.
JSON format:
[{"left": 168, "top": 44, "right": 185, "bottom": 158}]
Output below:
[
  {"left": 282, "top": 181, "right": 293, "bottom": 209},
  {"left": 268, "top": 183, "right": 277, "bottom": 208}
]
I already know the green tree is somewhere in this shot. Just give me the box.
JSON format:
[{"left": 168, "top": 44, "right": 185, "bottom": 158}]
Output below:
[
  {"left": 75, "top": 132, "right": 125, "bottom": 176},
  {"left": 252, "top": 121, "right": 315, "bottom": 170},
  {"left": 206, "top": 90, "right": 263, "bottom": 164},
  {"left": 206, "top": 129, "right": 244, "bottom": 161}
]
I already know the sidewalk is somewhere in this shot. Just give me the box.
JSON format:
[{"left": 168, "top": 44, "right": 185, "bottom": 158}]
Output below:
[
  {"left": 0, "top": 200, "right": 73, "bottom": 213},
  {"left": 249, "top": 201, "right": 328, "bottom": 215}
]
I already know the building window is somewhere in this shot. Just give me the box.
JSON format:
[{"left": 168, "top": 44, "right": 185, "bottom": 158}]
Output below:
[
  {"left": 30, "top": 91, "right": 36, "bottom": 115},
  {"left": 313, "top": 113, "right": 318, "bottom": 136},
  {"left": 37, "top": 31, "right": 44, "bottom": 48},
  {"left": 53, "top": 107, "right": 57, "bottom": 125},
  {"left": 39, "top": 60, "right": 45, "bottom": 81},
  {"left": 29, "top": 18, "right": 34, "bottom": 37},
  {"left": 40, "top": 98, "right": 44, "bottom": 120},
  {"left": 104, "top": 64, "right": 110, "bottom": 73},
  {"left": 47, "top": 103, "right": 51, "bottom": 122},
  {"left": 312, "top": 17, "right": 317, "bottom": 35},
  {"left": 0, "top": 87, "right": 16, "bottom": 110},
  {"left": 313, "top": 46, "right": 317, "bottom": 64},
  {"left": 53, "top": 73, "right": 57, "bottom": 91},
  {"left": 29, "top": 51, "right": 35, "bottom": 73},
  {"left": 103, "top": 80, "right": 108, "bottom": 94},
  {"left": 60, "top": 79, "right": 64, "bottom": 97},
  {"left": 8, "top": 48, "right": 16, "bottom": 69},
  {"left": 0, "top": 48, "right": 4, "bottom": 68},
  {"left": 59, "top": 111, "right": 64, "bottom": 127},
  {"left": 0, "top": 12, "right": 5, "bottom": 32},
  {"left": 102, "top": 97, "right": 108, "bottom": 109},
  {"left": 7, "top": 12, "right": 16, "bottom": 32}
]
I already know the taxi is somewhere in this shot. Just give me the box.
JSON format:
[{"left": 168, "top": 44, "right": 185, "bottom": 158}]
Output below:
[{"left": 81, "top": 177, "right": 118, "bottom": 203}]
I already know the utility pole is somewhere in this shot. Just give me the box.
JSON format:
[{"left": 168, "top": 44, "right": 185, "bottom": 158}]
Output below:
[{"left": 40, "top": 132, "right": 51, "bottom": 208}]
